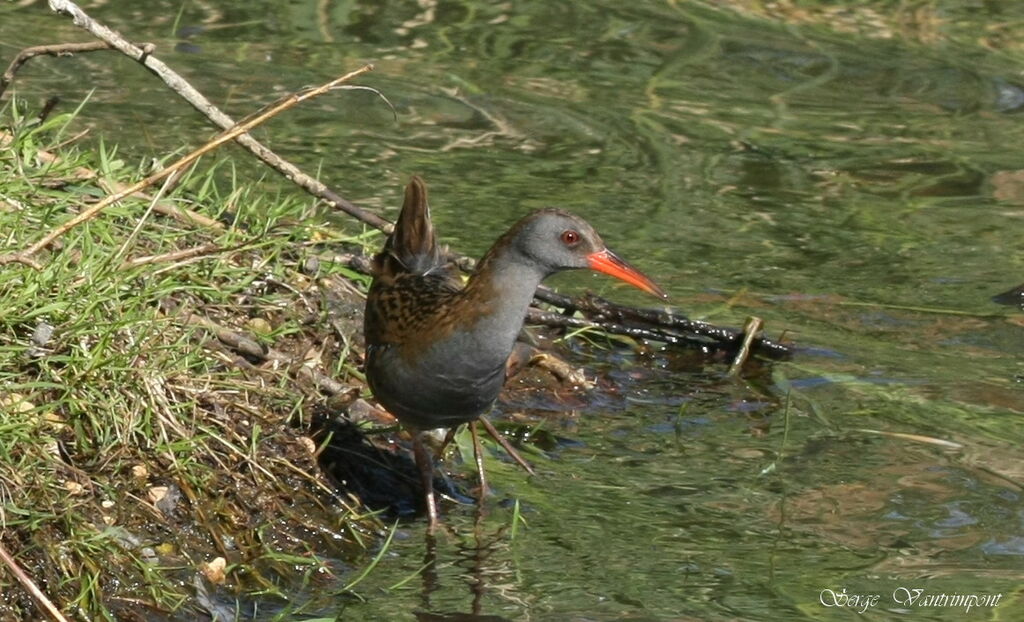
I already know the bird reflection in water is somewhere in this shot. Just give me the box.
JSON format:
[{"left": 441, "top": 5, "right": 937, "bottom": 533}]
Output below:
[{"left": 414, "top": 507, "right": 523, "bottom": 622}]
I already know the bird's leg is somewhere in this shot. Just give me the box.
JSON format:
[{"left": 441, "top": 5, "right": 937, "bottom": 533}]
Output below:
[
  {"left": 469, "top": 421, "right": 488, "bottom": 502},
  {"left": 412, "top": 430, "right": 440, "bottom": 530},
  {"left": 479, "top": 416, "right": 536, "bottom": 476}
]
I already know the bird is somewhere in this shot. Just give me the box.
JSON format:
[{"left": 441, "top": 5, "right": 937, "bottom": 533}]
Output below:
[{"left": 363, "top": 175, "right": 666, "bottom": 528}]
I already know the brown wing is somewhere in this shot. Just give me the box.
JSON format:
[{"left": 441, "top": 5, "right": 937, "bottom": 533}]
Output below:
[{"left": 365, "top": 271, "right": 465, "bottom": 353}]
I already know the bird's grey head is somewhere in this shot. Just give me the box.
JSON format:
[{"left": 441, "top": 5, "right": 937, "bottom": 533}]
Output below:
[
  {"left": 486, "top": 207, "right": 667, "bottom": 299},
  {"left": 509, "top": 208, "right": 604, "bottom": 274}
]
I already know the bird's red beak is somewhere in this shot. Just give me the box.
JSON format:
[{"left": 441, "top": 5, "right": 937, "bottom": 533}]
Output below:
[{"left": 587, "top": 249, "right": 668, "bottom": 299}]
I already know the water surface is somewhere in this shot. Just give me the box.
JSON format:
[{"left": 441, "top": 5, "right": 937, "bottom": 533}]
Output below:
[{"left": 2, "top": 1, "right": 1023, "bottom": 620}]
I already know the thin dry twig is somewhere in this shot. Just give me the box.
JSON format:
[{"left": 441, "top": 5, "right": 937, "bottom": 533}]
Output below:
[
  {"left": 0, "top": 41, "right": 114, "bottom": 98},
  {"left": 0, "top": 539, "right": 69, "bottom": 622},
  {"left": 46, "top": 0, "right": 391, "bottom": 230},
  {"left": 0, "top": 64, "right": 373, "bottom": 269},
  {"left": 728, "top": 316, "right": 763, "bottom": 375},
  {"left": 118, "top": 243, "right": 223, "bottom": 270}
]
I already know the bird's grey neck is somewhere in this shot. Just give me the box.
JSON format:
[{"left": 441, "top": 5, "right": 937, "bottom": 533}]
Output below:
[{"left": 467, "top": 251, "right": 548, "bottom": 358}]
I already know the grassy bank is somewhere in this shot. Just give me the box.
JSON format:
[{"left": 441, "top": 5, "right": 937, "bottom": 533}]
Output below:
[{"left": 0, "top": 100, "right": 386, "bottom": 620}]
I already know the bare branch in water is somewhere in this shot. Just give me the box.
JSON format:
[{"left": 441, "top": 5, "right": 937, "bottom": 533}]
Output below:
[{"left": 44, "top": 0, "right": 391, "bottom": 230}]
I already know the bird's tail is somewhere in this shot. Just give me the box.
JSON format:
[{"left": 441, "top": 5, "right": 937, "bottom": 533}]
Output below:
[{"left": 375, "top": 176, "right": 442, "bottom": 276}]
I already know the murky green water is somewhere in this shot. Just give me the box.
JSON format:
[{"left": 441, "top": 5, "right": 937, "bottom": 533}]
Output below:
[{"left": 4, "top": 0, "right": 1024, "bottom": 620}]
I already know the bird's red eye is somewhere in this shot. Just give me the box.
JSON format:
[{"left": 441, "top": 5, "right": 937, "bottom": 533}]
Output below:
[{"left": 560, "top": 230, "right": 580, "bottom": 245}]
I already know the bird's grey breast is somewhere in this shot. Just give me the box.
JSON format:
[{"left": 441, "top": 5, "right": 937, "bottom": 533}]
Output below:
[{"left": 365, "top": 340, "right": 506, "bottom": 430}]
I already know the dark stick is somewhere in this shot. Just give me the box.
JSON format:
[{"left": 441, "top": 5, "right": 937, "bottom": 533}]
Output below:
[
  {"left": 0, "top": 41, "right": 114, "bottom": 98},
  {"left": 526, "top": 308, "right": 713, "bottom": 349},
  {"left": 36, "top": 96, "right": 61, "bottom": 124},
  {"left": 546, "top": 289, "right": 789, "bottom": 357}
]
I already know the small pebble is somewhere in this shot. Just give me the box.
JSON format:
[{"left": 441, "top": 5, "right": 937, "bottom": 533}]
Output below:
[
  {"left": 31, "top": 321, "right": 54, "bottom": 347},
  {"left": 246, "top": 317, "right": 273, "bottom": 335}
]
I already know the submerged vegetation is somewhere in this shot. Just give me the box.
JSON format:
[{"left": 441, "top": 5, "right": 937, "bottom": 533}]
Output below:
[{"left": 0, "top": 100, "right": 389, "bottom": 619}]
